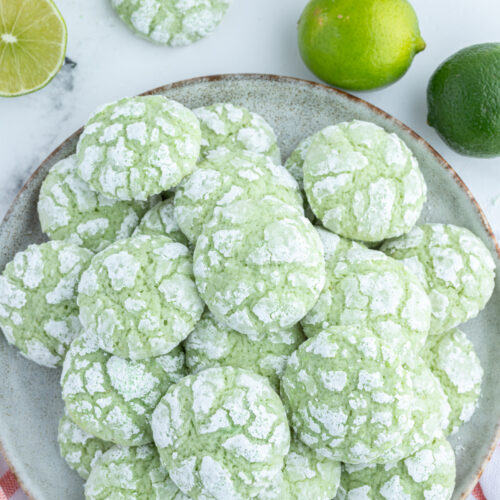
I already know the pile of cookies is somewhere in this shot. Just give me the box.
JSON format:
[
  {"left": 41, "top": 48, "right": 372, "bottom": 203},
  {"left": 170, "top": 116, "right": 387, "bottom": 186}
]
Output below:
[{"left": 0, "top": 95, "right": 495, "bottom": 499}]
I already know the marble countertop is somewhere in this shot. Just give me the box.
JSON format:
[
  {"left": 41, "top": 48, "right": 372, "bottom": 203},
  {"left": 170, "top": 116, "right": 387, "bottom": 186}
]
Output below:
[{"left": 0, "top": 0, "right": 499, "bottom": 239}]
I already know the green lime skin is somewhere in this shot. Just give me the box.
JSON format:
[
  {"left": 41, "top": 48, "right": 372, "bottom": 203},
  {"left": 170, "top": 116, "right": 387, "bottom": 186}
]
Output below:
[
  {"left": 428, "top": 43, "right": 500, "bottom": 158},
  {"left": 297, "top": 0, "right": 425, "bottom": 91}
]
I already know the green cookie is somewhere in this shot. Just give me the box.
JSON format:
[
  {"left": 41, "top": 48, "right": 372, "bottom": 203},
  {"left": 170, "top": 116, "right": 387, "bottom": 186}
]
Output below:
[
  {"left": 337, "top": 438, "right": 456, "bottom": 500},
  {"left": 77, "top": 96, "right": 201, "bottom": 200},
  {"left": 174, "top": 148, "right": 302, "bottom": 243},
  {"left": 57, "top": 414, "right": 112, "bottom": 480},
  {"left": 193, "top": 199, "right": 325, "bottom": 338},
  {"left": 85, "top": 444, "right": 188, "bottom": 499},
  {"left": 61, "top": 332, "right": 185, "bottom": 446},
  {"left": 152, "top": 366, "right": 290, "bottom": 499},
  {"left": 194, "top": 103, "right": 280, "bottom": 163},
  {"left": 78, "top": 235, "right": 204, "bottom": 360},
  {"left": 381, "top": 223, "right": 495, "bottom": 334},
  {"left": 423, "top": 329, "right": 483, "bottom": 435},
  {"left": 302, "top": 228, "right": 431, "bottom": 355},
  {"left": 0, "top": 241, "right": 92, "bottom": 367},
  {"left": 38, "top": 155, "right": 151, "bottom": 252},
  {"left": 110, "top": 0, "right": 231, "bottom": 47},
  {"left": 281, "top": 326, "right": 416, "bottom": 464},
  {"left": 184, "top": 310, "right": 305, "bottom": 390},
  {"left": 303, "top": 120, "right": 426, "bottom": 242}
]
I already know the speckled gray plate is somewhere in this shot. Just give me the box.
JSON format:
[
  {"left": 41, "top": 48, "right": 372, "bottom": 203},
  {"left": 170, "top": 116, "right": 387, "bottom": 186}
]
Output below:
[{"left": 0, "top": 74, "right": 499, "bottom": 500}]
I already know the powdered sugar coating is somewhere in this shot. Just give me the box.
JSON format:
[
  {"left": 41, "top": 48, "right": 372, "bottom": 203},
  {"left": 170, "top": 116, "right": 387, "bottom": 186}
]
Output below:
[
  {"left": 38, "top": 155, "right": 152, "bottom": 252},
  {"left": 193, "top": 199, "right": 326, "bottom": 338},
  {"left": 184, "top": 310, "right": 305, "bottom": 390},
  {"left": 337, "top": 438, "right": 456, "bottom": 500},
  {"left": 303, "top": 120, "right": 427, "bottom": 242},
  {"left": 111, "top": 0, "right": 231, "bottom": 47},
  {"left": 423, "top": 329, "right": 483, "bottom": 435},
  {"left": 152, "top": 366, "right": 290, "bottom": 499},
  {"left": 57, "top": 414, "right": 112, "bottom": 479},
  {"left": 260, "top": 438, "right": 341, "bottom": 500},
  {"left": 281, "top": 326, "right": 416, "bottom": 464},
  {"left": 133, "top": 196, "right": 189, "bottom": 245},
  {"left": 78, "top": 235, "right": 204, "bottom": 360},
  {"left": 0, "top": 241, "right": 92, "bottom": 367},
  {"left": 194, "top": 103, "right": 281, "bottom": 163},
  {"left": 381, "top": 224, "right": 495, "bottom": 334},
  {"left": 85, "top": 444, "right": 188, "bottom": 499},
  {"left": 61, "top": 332, "right": 185, "bottom": 446},
  {"left": 302, "top": 228, "right": 431, "bottom": 355},
  {"left": 76, "top": 96, "right": 201, "bottom": 200},
  {"left": 174, "top": 148, "right": 302, "bottom": 243}
]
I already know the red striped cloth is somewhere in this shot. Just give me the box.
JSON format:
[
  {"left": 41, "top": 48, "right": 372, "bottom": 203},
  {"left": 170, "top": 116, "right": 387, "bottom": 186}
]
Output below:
[{"left": 1, "top": 443, "right": 499, "bottom": 498}]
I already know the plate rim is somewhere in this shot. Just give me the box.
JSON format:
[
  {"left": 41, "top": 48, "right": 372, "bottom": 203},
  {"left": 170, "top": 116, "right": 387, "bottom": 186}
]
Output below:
[{"left": 1, "top": 72, "right": 498, "bottom": 500}]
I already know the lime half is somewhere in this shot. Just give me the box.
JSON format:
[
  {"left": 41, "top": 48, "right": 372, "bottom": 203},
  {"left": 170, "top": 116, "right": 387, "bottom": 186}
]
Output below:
[{"left": 0, "top": 0, "right": 67, "bottom": 97}]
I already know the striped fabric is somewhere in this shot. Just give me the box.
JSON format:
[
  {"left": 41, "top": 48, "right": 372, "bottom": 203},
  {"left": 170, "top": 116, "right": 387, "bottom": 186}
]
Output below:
[{"left": 1, "top": 442, "right": 500, "bottom": 499}]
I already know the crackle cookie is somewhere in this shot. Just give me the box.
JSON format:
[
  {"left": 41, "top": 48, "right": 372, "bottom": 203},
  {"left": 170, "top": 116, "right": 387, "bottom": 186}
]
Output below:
[
  {"left": 61, "top": 332, "right": 185, "bottom": 446},
  {"left": 303, "top": 120, "right": 427, "bottom": 242},
  {"left": 0, "top": 241, "right": 92, "bottom": 367},
  {"left": 260, "top": 438, "right": 341, "bottom": 500},
  {"left": 85, "top": 444, "right": 188, "bottom": 499},
  {"left": 381, "top": 223, "right": 495, "bottom": 334},
  {"left": 281, "top": 326, "right": 416, "bottom": 464},
  {"left": 152, "top": 366, "right": 290, "bottom": 499},
  {"left": 174, "top": 148, "right": 302, "bottom": 243},
  {"left": 193, "top": 199, "right": 325, "bottom": 338},
  {"left": 76, "top": 96, "right": 201, "bottom": 200},
  {"left": 194, "top": 103, "right": 281, "bottom": 162},
  {"left": 423, "top": 329, "right": 483, "bottom": 435},
  {"left": 133, "top": 196, "right": 189, "bottom": 245},
  {"left": 301, "top": 228, "right": 431, "bottom": 355},
  {"left": 184, "top": 310, "right": 305, "bottom": 391},
  {"left": 111, "top": 0, "right": 231, "bottom": 47},
  {"left": 337, "top": 438, "right": 456, "bottom": 500},
  {"left": 78, "top": 235, "right": 204, "bottom": 360},
  {"left": 57, "top": 414, "right": 112, "bottom": 480},
  {"left": 38, "top": 154, "right": 152, "bottom": 252}
]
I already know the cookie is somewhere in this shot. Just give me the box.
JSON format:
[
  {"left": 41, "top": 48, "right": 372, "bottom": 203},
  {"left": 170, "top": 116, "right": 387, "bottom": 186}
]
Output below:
[
  {"left": 111, "top": 0, "right": 231, "bottom": 47},
  {"left": 337, "top": 438, "right": 456, "bottom": 500},
  {"left": 152, "top": 366, "right": 290, "bottom": 499},
  {"left": 184, "top": 310, "right": 305, "bottom": 390},
  {"left": 57, "top": 414, "right": 112, "bottom": 480},
  {"left": 301, "top": 228, "right": 431, "bottom": 355},
  {"left": 281, "top": 326, "right": 416, "bottom": 464},
  {"left": 381, "top": 223, "right": 495, "bottom": 334},
  {"left": 0, "top": 241, "right": 92, "bottom": 367},
  {"left": 303, "top": 120, "right": 426, "bottom": 242},
  {"left": 193, "top": 199, "right": 325, "bottom": 338},
  {"left": 77, "top": 96, "right": 201, "bottom": 200},
  {"left": 174, "top": 148, "right": 302, "bottom": 243},
  {"left": 194, "top": 103, "right": 280, "bottom": 163},
  {"left": 85, "top": 444, "right": 188, "bottom": 499},
  {"left": 423, "top": 329, "right": 483, "bottom": 435},
  {"left": 38, "top": 154, "right": 151, "bottom": 252},
  {"left": 61, "top": 332, "right": 185, "bottom": 446},
  {"left": 78, "top": 235, "right": 204, "bottom": 360}
]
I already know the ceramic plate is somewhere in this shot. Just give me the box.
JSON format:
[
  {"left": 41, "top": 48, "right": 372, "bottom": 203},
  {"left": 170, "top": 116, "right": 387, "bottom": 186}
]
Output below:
[{"left": 0, "top": 74, "right": 499, "bottom": 500}]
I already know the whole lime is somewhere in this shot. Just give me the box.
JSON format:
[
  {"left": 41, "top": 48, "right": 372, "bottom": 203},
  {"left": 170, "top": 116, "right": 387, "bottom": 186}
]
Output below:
[
  {"left": 297, "top": 0, "right": 425, "bottom": 91},
  {"left": 428, "top": 43, "right": 500, "bottom": 158}
]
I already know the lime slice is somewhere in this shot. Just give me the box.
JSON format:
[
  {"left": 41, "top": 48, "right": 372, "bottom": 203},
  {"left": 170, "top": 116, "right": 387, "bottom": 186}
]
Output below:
[{"left": 0, "top": 0, "right": 67, "bottom": 97}]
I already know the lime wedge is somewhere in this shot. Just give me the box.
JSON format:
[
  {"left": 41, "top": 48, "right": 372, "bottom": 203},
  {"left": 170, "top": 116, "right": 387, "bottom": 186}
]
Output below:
[{"left": 0, "top": 0, "right": 67, "bottom": 97}]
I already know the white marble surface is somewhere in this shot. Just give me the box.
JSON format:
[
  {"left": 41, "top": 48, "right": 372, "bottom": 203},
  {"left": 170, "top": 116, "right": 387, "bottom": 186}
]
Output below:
[{"left": 0, "top": 0, "right": 499, "bottom": 234}]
